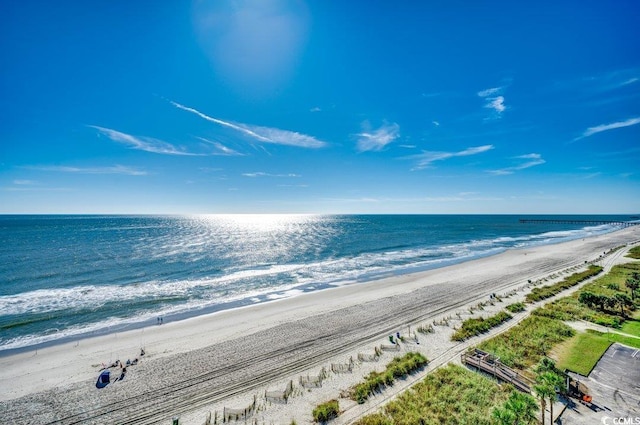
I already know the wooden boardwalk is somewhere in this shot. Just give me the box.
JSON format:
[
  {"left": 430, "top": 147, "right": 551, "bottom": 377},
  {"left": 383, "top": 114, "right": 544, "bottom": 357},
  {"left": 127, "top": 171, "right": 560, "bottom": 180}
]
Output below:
[{"left": 461, "top": 349, "right": 532, "bottom": 393}]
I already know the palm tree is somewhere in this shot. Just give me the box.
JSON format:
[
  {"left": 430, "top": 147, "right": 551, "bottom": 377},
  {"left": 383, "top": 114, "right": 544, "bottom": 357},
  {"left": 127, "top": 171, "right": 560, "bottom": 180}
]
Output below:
[
  {"left": 625, "top": 276, "right": 639, "bottom": 301},
  {"left": 535, "top": 357, "right": 557, "bottom": 375},
  {"left": 614, "top": 293, "right": 633, "bottom": 317},
  {"left": 534, "top": 383, "right": 551, "bottom": 425},
  {"left": 493, "top": 391, "right": 538, "bottom": 425},
  {"left": 539, "top": 371, "right": 563, "bottom": 424},
  {"left": 492, "top": 405, "right": 516, "bottom": 425}
]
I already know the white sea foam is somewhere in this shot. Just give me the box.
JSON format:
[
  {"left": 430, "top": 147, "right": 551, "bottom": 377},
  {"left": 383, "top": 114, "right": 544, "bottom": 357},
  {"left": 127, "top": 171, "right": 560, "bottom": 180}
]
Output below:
[{"left": 0, "top": 216, "right": 626, "bottom": 351}]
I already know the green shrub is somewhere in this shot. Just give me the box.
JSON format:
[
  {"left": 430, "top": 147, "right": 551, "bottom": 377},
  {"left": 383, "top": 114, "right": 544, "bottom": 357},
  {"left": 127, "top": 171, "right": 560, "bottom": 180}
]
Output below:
[
  {"left": 312, "top": 399, "right": 339, "bottom": 423},
  {"left": 354, "top": 364, "right": 511, "bottom": 425},
  {"left": 526, "top": 265, "right": 602, "bottom": 303},
  {"left": 451, "top": 311, "right": 512, "bottom": 341},
  {"left": 478, "top": 314, "right": 574, "bottom": 369},
  {"left": 349, "top": 352, "right": 428, "bottom": 404},
  {"left": 533, "top": 262, "right": 640, "bottom": 329},
  {"left": 626, "top": 245, "right": 640, "bottom": 259},
  {"left": 505, "top": 302, "right": 526, "bottom": 313}
]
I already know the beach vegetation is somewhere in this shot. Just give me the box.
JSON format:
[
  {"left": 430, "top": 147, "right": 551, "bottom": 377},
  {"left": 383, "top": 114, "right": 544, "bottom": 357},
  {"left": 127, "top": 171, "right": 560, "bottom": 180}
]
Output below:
[
  {"left": 525, "top": 265, "right": 602, "bottom": 303},
  {"left": 505, "top": 302, "right": 526, "bottom": 313},
  {"left": 350, "top": 352, "right": 427, "bottom": 404},
  {"left": 626, "top": 272, "right": 639, "bottom": 300},
  {"left": 477, "top": 314, "right": 574, "bottom": 369},
  {"left": 492, "top": 390, "right": 538, "bottom": 425},
  {"left": 534, "top": 370, "right": 563, "bottom": 425},
  {"left": 451, "top": 311, "right": 512, "bottom": 341},
  {"left": 312, "top": 399, "right": 339, "bottom": 423},
  {"left": 626, "top": 245, "right": 640, "bottom": 259},
  {"left": 354, "top": 364, "right": 512, "bottom": 425},
  {"left": 533, "top": 262, "right": 640, "bottom": 327},
  {"left": 352, "top": 261, "right": 640, "bottom": 425}
]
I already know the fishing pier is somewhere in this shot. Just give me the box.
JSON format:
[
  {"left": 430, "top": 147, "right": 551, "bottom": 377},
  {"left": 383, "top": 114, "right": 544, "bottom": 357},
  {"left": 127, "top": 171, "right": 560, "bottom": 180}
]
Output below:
[{"left": 519, "top": 219, "right": 638, "bottom": 228}]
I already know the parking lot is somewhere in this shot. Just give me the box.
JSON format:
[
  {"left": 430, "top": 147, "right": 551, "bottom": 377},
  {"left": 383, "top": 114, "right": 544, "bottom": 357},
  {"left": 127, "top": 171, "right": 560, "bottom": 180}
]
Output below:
[{"left": 558, "top": 343, "right": 640, "bottom": 424}]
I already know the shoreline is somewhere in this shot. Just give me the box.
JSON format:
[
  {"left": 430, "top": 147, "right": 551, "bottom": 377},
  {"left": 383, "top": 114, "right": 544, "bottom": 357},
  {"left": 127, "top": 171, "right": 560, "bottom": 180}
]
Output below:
[
  {"left": 0, "top": 224, "right": 626, "bottom": 357},
  {"left": 1, "top": 226, "right": 638, "bottom": 423}
]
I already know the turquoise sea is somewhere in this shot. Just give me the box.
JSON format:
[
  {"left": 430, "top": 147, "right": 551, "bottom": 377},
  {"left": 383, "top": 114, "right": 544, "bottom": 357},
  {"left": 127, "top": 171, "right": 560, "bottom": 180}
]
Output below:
[{"left": 0, "top": 214, "right": 634, "bottom": 352}]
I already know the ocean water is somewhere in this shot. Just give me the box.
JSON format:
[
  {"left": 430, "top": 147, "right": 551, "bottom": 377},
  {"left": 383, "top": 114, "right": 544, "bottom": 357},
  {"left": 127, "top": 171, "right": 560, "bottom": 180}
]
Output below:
[{"left": 0, "top": 214, "right": 633, "bottom": 352}]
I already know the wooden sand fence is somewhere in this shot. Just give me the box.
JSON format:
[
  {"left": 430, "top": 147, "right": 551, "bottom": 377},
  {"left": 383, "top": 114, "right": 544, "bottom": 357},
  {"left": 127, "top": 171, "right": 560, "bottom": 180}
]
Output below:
[
  {"left": 379, "top": 343, "right": 401, "bottom": 352},
  {"left": 299, "top": 367, "right": 326, "bottom": 388},
  {"left": 358, "top": 347, "right": 381, "bottom": 362},
  {"left": 202, "top": 411, "right": 212, "bottom": 425},
  {"left": 331, "top": 356, "right": 354, "bottom": 373},
  {"left": 265, "top": 380, "right": 294, "bottom": 403},
  {"left": 221, "top": 395, "right": 257, "bottom": 422}
]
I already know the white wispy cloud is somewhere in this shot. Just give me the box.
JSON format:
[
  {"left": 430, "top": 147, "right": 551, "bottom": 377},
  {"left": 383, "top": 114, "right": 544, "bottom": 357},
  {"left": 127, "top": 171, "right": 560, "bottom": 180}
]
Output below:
[
  {"left": 407, "top": 145, "right": 494, "bottom": 170},
  {"left": 355, "top": 122, "right": 400, "bottom": 152},
  {"left": 242, "top": 172, "right": 301, "bottom": 178},
  {"left": 90, "top": 125, "right": 201, "bottom": 156},
  {"left": 13, "top": 179, "right": 36, "bottom": 185},
  {"left": 26, "top": 165, "right": 148, "bottom": 176},
  {"left": 478, "top": 86, "right": 507, "bottom": 116},
  {"left": 323, "top": 193, "right": 503, "bottom": 204},
  {"left": 488, "top": 153, "right": 545, "bottom": 175},
  {"left": 3, "top": 186, "right": 72, "bottom": 192},
  {"left": 580, "top": 172, "right": 602, "bottom": 180},
  {"left": 577, "top": 117, "right": 640, "bottom": 140},
  {"left": 171, "top": 101, "right": 327, "bottom": 148},
  {"left": 310, "top": 106, "right": 322, "bottom": 112},
  {"left": 432, "top": 121, "right": 440, "bottom": 127},
  {"left": 195, "top": 137, "right": 243, "bottom": 156},
  {"left": 477, "top": 87, "right": 502, "bottom": 97},
  {"left": 486, "top": 96, "right": 506, "bottom": 113}
]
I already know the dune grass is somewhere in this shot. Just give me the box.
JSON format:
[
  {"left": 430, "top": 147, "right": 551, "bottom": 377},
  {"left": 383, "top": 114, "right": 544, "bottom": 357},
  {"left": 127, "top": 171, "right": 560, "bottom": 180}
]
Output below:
[
  {"left": 312, "top": 399, "right": 339, "bottom": 423},
  {"left": 451, "top": 311, "right": 512, "bottom": 341},
  {"left": 525, "top": 265, "right": 602, "bottom": 303},
  {"left": 626, "top": 245, "right": 640, "bottom": 259},
  {"left": 477, "top": 314, "right": 575, "bottom": 370},
  {"left": 350, "top": 352, "right": 428, "bottom": 404},
  {"left": 505, "top": 302, "right": 526, "bottom": 313},
  {"left": 354, "top": 364, "right": 511, "bottom": 425}
]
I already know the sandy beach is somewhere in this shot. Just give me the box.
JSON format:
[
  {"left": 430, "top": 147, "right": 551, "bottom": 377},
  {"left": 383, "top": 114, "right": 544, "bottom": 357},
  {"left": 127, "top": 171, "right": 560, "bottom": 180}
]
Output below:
[{"left": 1, "top": 226, "right": 638, "bottom": 424}]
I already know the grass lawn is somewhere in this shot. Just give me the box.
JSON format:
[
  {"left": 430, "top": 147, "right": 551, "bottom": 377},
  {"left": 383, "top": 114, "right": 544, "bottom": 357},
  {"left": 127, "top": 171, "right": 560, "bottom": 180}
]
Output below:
[
  {"left": 556, "top": 328, "right": 640, "bottom": 376},
  {"left": 555, "top": 330, "right": 612, "bottom": 376},
  {"left": 603, "top": 330, "right": 640, "bottom": 349},
  {"left": 620, "top": 316, "right": 640, "bottom": 337}
]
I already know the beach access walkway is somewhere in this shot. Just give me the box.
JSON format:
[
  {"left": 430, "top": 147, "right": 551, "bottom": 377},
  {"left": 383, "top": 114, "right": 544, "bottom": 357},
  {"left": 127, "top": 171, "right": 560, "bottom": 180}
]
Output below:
[{"left": 461, "top": 348, "right": 532, "bottom": 393}]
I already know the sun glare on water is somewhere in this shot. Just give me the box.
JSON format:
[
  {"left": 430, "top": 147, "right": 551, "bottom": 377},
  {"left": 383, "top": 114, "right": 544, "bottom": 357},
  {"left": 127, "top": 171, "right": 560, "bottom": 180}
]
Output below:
[{"left": 194, "top": 214, "right": 319, "bottom": 232}]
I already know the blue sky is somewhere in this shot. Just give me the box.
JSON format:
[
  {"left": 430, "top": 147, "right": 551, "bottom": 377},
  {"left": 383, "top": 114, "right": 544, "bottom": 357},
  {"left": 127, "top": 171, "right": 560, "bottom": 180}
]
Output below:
[{"left": 1, "top": 0, "right": 639, "bottom": 214}]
